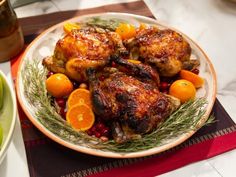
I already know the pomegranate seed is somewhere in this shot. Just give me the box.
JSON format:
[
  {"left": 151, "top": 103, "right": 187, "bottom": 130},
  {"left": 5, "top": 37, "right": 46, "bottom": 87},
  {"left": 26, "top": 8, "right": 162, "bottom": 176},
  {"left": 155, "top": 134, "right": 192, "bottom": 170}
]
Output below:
[
  {"left": 96, "top": 123, "right": 105, "bottom": 131},
  {"left": 111, "top": 61, "right": 116, "bottom": 67},
  {"left": 95, "top": 132, "right": 101, "bottom": 138},
  {"left": 99, "top": 75, "right": 105, "bottom": 81},
  {"left": 91, "top": 126, "right": 96, "bottom": 133},
  {"left": 160, "top": 82, "right": 169, "bottom": 91},
  {"left": 55, "top": 98, "right": 66, "bottom": 107},
  {"left": 47, "top": 71, "right": 54, "bottom": 78},
  {"left": 162, "top": 90, "right": 168, "bottom": 94},
  {"left": 101, "top": 127, "right": 109, "bottom": 136},
  {"left": 86, "top": 129, "right": 93, "bottom": 136},
  {"left": 59, "top": 108, "right": 66, "bottom": 118},
  {"left": 191, "top": 68, "right": 199, "bottom": 75}
]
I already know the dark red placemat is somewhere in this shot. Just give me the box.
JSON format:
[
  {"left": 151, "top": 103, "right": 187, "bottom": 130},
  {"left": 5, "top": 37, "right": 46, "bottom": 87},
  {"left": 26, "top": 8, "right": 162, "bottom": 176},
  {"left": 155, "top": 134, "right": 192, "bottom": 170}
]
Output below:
[{"left": 11, "top": 1, "right": 236, "bottom": 177}]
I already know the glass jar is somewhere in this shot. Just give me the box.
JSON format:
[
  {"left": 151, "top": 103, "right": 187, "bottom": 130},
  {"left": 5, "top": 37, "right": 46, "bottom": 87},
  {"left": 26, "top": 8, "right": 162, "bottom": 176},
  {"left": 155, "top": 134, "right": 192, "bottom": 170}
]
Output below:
[{"left": 0, "top": 0, "right": 24, "bottom": 62}]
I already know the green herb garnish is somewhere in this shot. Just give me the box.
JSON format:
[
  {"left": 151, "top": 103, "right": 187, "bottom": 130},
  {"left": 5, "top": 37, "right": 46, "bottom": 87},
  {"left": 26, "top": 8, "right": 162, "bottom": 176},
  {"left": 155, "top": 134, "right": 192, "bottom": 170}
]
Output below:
[
  {"left": 85, "top": 17, "right": 123, "bottom": 31},
  {"left": 21, "top": 58, "right": 214, "bottom": 152}
]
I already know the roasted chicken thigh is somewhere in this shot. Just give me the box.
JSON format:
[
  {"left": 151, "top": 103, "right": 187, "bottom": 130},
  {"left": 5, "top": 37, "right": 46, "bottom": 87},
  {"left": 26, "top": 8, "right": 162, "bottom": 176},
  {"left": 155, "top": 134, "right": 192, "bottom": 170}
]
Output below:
[
  {"left": 87, "top": 57, "right": 180, "bottom": 143},
  {"left": 43, "top": 27, "right": 127, "bottom": 82},
  {"left": 126, "top": 27, "right": 192, "bottom": 77}
]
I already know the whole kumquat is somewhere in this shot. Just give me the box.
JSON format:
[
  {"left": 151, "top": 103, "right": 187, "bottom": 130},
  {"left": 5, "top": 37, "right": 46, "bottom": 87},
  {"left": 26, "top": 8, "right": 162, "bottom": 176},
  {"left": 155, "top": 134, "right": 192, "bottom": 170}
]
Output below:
[
  {"left": 179, "top": 69, "right": 204, "bottom": 88},
  {"left": 67, "top": 88, "right": 92, "bottom": 108},
  {"left": 66, "top": 103, "right": 95, "bottom": 131},
  {"left": 169, "top": 79, "right": 196, "bottom": 103},
  {"left": 46, "top": 73, "right": 73, "bottom": 98}
]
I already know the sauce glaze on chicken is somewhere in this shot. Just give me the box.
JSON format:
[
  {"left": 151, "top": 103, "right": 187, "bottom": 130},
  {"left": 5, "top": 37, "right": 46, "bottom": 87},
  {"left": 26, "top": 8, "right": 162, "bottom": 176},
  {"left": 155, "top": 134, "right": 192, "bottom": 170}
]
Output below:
[
  {"left": 43, "top": 27, "right": 127, "bottom": 82},
  {"left": 42, "top": 22, "right": 196, "bottom": 143}
]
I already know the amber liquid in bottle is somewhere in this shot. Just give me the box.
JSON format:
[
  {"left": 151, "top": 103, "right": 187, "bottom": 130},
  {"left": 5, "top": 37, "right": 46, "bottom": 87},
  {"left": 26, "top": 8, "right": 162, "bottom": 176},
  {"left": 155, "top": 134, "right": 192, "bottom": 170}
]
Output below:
[{"left": 0, "top": 0, "right": 24, "bottom": 62}]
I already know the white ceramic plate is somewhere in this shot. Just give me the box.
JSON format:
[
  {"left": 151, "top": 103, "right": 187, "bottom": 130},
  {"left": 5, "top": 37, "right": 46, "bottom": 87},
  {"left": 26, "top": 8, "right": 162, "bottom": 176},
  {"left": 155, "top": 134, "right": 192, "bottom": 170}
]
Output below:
[
  {"left": 0, "top": 71, "right": 17, "bottom": 164},
  {"left": 16, "top": 13, "right": 216, "bottom": 158}
]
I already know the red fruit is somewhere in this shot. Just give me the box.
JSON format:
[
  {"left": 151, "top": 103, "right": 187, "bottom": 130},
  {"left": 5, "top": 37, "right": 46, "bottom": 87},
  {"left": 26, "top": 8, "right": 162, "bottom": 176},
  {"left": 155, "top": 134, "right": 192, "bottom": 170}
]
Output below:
[
  {"left": 95, "top": 132, "right": 101, "bottom": 138},
  {"left": 101, "top": 127, "right": 109, "bottom": 136},
  {"left": 90, "top": 126, "right": 96, "bottom": 133},
  {"left": 99, "top": 75, "right": 105, "bottom": 81},
  {"left": 162, "top": 90, "right": 168, "bottom": 94},
  {"left": 160, "top": 82, "right": 169, "bottom": 91},
  {"left": 55, "top": 98, "right": 66, "bottom": 107},
  {"left": 59, "top": 108, "right": 66, "bottom": 118},
  {"left": 111, "top": 61, "right": 116, "bottom": 67},
  {"left": 86, "top": 129, "right": 93, "bottom": 136},
  {"left": 191, "top": 68, "right": 199, "bottom": 75},
  {"left": 47, "top": 71, "right": 54, "bottom": 78},
  {"left": 96, "top": 123, "right": 105, "bottom": 131}
]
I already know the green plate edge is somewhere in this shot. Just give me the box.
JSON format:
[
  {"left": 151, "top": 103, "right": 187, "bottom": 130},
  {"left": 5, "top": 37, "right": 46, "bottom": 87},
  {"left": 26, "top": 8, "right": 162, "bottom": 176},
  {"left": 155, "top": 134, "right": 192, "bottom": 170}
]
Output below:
[{"left": 0, "top": 71, "right": 17, "bottom": 163}]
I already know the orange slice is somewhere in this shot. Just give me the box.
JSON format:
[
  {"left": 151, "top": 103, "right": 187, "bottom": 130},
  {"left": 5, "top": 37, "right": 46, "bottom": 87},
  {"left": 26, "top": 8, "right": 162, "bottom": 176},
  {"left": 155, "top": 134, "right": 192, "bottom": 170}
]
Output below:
[
  {"left": 63, "top": 23, "right": 80, "bottom": 33},
  {"left": 67, "top": 88, "right": 92, "bottom": 108},
  {"left": 115, "top": 23, "right": 136, "bottom": 40},
  {"left": 66, "top": 103, "right": 95, "bottom": 131},
  {"left": 179, "top": 70, "right": 204, "bottom": 88}
]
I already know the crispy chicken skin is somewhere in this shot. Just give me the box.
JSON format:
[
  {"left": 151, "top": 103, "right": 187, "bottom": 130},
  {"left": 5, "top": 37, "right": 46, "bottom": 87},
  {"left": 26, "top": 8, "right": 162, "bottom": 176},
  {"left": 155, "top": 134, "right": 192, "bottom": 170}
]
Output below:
[
  {"left": 87, "top": 57, "right": 180, "bottom": 143},
  {"left": 127, "top": 27, "right": 191, "bottom": 77},
  {"left": 43, "top": 27, "right": 127, "bottom": 82}
]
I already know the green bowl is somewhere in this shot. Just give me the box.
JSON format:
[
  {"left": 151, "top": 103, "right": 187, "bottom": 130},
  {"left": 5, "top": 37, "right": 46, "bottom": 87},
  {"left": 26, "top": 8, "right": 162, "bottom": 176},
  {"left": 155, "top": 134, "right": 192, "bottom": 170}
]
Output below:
[{"left": 0, "top": 70, "right": 17, "bottom": 164}]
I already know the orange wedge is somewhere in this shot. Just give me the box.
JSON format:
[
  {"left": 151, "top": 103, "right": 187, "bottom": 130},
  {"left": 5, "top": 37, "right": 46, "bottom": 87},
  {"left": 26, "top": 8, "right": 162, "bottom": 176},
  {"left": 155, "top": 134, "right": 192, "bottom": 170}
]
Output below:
[
  {"left": 67, "top": 88, "right": 92, "bottom": 108},
  {"left": 179, "top": 69, "right": 204, "bottom": 88},
  {"left": 63, "top": 22, "right": 80, "bottom": 33},
  {"left": 127, "top": 59, "right": 141, "bottom": 64},
  {"left": 115, "top": 23, "right": 136, "bottom": 40},
  {"left": 66, "top": 103, "right": 95, "bottom": 131}
]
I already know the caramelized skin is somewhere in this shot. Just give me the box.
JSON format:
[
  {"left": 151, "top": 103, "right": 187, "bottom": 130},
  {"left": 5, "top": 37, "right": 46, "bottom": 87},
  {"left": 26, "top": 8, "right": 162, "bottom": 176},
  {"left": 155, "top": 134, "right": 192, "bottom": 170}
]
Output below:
[
  {"left": 88, "top": 58, "right": 180, "bottom": 143},
  {"left": 43, "top": 27, "right": 126, "bottom": 82},
  {"left": 131, "top": 27, "right": 191, "bottom": 77}
]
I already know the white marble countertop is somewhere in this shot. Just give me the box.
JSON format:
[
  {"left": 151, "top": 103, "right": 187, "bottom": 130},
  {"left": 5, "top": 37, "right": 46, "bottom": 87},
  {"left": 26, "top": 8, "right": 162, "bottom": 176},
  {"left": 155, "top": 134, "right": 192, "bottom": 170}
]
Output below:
[{"left": 0, "top": 0, "right": 236, "bottom": 176}]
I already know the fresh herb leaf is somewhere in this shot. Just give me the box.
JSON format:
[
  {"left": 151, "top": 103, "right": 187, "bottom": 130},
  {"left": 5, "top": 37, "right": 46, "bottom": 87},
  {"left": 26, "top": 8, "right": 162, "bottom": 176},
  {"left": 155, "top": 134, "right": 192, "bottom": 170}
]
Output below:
[{"left": 21, "top": 58, "right": 214, "bottom": 152}]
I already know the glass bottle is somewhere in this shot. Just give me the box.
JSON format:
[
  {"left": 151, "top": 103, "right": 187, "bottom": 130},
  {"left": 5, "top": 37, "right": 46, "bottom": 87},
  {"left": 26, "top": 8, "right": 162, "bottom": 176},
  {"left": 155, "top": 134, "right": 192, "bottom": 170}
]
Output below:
[{"left": 0, "top": 0, "right": 24, "bottom": 62}]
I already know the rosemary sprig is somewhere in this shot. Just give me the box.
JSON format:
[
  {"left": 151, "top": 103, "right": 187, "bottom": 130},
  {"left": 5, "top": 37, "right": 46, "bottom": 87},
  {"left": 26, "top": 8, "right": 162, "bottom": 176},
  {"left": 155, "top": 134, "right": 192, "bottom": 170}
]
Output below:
[
  {"left": 21, "top": 58, "right": 214, "bottom": 152},
  {"left": 85, "top": 17, "right": 123, "bottom": 31}
]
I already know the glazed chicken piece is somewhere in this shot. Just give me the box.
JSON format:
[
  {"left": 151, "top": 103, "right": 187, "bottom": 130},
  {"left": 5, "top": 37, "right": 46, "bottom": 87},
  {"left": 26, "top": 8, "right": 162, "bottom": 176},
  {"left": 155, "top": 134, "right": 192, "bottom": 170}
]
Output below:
[
  {"left": 43, "top": 27, "right": 127, "bottom": 82},
  {"left": 126, "top": 26, "right": 192, "bottom": 77},
  {"left": 87, "top": 57, "right": 180, "bottom": 143}
]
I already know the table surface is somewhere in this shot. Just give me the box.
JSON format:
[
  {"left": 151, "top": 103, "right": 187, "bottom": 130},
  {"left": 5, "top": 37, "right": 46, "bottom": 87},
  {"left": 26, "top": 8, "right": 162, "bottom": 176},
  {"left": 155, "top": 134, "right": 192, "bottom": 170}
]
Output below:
[{"left": 1, "top": 0, "right": 236, "bottom": 176}]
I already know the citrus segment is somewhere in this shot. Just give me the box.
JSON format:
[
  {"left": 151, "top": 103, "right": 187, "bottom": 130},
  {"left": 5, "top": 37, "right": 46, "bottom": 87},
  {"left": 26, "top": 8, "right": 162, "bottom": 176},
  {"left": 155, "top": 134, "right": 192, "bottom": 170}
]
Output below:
[
  {"left": 180, "top": 69, "right": 204, "bottom": 88},
  {"left": 127, "top": 59, "right": 141, "bottom": 64},
  {"left": 169, "top": 79, "right": 196, "bottom": 103},
  {"left": 67, "top": 88, "right": 92, "bottom": 108},
  {"left": 46, "top": 73, "right": 73, "bottom": 98},
  {"left": 63, "top": 22, "right": 80, "bottom": 33},
  {"left": 66, "top": 104, "right": 95, "bottom": 131},
  {"left": 116, "top": 23, "right": 136, "bottom": 40}
]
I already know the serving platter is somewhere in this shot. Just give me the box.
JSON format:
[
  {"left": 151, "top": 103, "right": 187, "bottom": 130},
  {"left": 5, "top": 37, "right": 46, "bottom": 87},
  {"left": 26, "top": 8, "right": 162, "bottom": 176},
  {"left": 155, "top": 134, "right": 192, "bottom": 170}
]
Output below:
[{"left": 16, "top": 13, "right": 216, "bottom": 158}]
